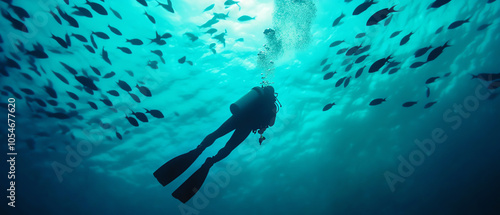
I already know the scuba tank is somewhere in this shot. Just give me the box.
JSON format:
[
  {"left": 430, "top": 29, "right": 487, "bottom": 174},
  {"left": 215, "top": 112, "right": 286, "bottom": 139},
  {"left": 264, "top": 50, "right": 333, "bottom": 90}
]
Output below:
[{"left": 230, "top": 87, "right": 264, "bottom": 115}]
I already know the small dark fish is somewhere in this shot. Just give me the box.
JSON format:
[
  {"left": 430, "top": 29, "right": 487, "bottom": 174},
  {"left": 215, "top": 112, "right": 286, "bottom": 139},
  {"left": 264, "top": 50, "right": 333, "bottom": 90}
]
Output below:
[
  {"left": 84, "top": 45, "right": 95, "bottom": 53},
  {"left": 424, "top": 101, "right": 437, "bottom": 109},
  {"left": 470, "top": 73, "right": 500, "bottom": 81},
  {"left": 145, "top": 11, "right": 156, "bottom": 24},
  {"left": 56, "top": 6, "right": 79, "bottom": 28},
  {"left": 425, "top": 76, "right": 440, "bottom": 84},
  {"left": 332, "top": 13, "right": 345, "bottom": 27},
  {"left": 1, "top": 9, "right": 29, "bottom": 32},
  {"left": 136, "top": 84, "right": 152, "bottom": 97},
  {"left": 323, "top": 103, "right": 336, "bottom": 111},
  {"left": 107, "top": 90, "right": 119, "bottom": 96},
  {"left": 66, "top": 91, "right": 79, "bottom": 100},
  {"left": 444, "top": 72, "right": 451, "bottom": 77},
  {"left": 355, "top": 66, "right": 365, "bottom": 78},
  {"left": 53, "top": 71, "right": 69, "bottom": 84},
  {"left": 322, "top": 64, "right": 332, "bottom": 72},
  {"left": 33, "top": 98, "right": 46, "bottom": 107},
  {"left": 103, "top": 71, "right": 115, "bottom": 78},
  {"left": 427, "top": 41, "right": 450, "bottom": 62},
  {"left": 400, "top": 32, "right": 413, "bottom": 46},
  {"left": 51, "top": 34, "right": 68, "bottom": 48},
  {"left": 88, "top": 101, "right": 98, "bottom": 110},
  {"left": 90, "top": 66, "right": 101, "bottom": 76},
  {"left": 323, "top": 72, "right": 336, "bottom": 80},
  {"left": 448, "top": 17, "right": 470, "bottom": 29},
  {"left": 384, "top": 15, "right": 393, "bottom": 26},
  {"left": 184, "top": 32, "right": 198, "bottom": 42},
  {"left": 75, "top": 75, "right": 98, "bottom": 91},
  {"left": 85, "top": 0, "right": 108, "bottom": 15},
  {"left": 71, "top": 33, "right": 87, "bottom": 42},
  {"left": 355, "top": 45, "right": 371, "bottom": 55},
  {"left": 137, "top": 0, "right": 148, "bottom": 6},
  {"left": 213, "top": 32, "right": 226, "bottom": 47},
  {"left": 238, "top": 15, "right": 255, "bottom": 22},
  {"left": 178, "top": 56, "right": 186, "bottom": 64},
  {"left": 369, "top": 98, "right": 386, "bottom": 106},
  {"left": 203, "top": 4, "right": 215, "bottom": 12},
  {"left": 367, "top": 6, "right": 397, "bottom": 26},
  {"left": 355, "top": 54, "right": 369, "bottom": 64},
  {"left": 353, "top": 0, "right": 377, "bottom": 15},
  {"left": 414, "top": 46, "right": 433, "bottom": 58},
  {"left": 477, "top": 23, "right": 492, "bottom": 31},
  {"left": 50, "top": 11, "right": 62, "bottom": 24},
  {"left": 355, "top": 33, "right": 366, "bottom": 38},
  {"left": 21, "top": 72, "right": 33, "bottom": 80},
  {"left": 65, "top": 33, "right": 71, "bottom": 47},
  {"left": 20, "top": 88, "right": 34, "bottom": 95},
  {"left": 60, "top": 62, "right": 77, "bottom": 75},
  {"left": 435, "top": 26, "right": 444, "bottom": 34},
  {"left": 101, "top": 48, "right": 112, "bottom": 65},
  {"left": 369, "top": 55, "right": 392, "bottom": 73},
  {"left": 337, "top": 48, "right": 348, "bottom": 55},
  {"left": 131, "top": 110, "right": 149, "bottom": 122},
  {"left": 126, "top": 39, "right": 143, "bottom": 45},
  {"left": 108, "top": 25, "right": 122, "bottom": 35},
  {"left": 47, "top": 99, "right": 58, "bottom": 106},
  {"left": 67, "top": 102, "right": 76, "bottom": 109},
  {"left": 5, "top": 57, "right": 20, "bottom": 69},
  {"left": 129, "top": 92, "right": 141, "bottom": 103},
  {"left": 116, "top": 131, "right": 122, "bottom": 140},
  {"left": 125, "top": 115, "right": 139, "bottom": 127},
  {"left": 345, "top": 64, "right": 353, "bottom": 72},
  {"left": 329, "top": 40, "right": 344, "bottom": 48},
  {"left": 410, "top": 61, "right": 426, "bottom": 69},
  {"left": 402, "top": 101, "right": 418, "bottom": 107},
  {"left": 200, "top": 17, "right": 219, "bottom": 28},
  {"left": 117, "top": 47, "right": 132, "bottom": 54},
  {"left": 426, "top": 87, "right": 430, "bottom": 98},
  {"left": 205, "top": 28, "right": 217, "bottom": 35},
  {"left": 388, "top": 67, "right": 400, "bottom": 75},
  {"left": 84, "top": 86, "right": 94, "bottom": 95},
  {"left": 93, "top": 31, "right": 109, "bottom": 39},
  {"left": 430, "top": 0, "right": 451, "bottom": 9},
  {"left": 72, "top": 5, "right": 93, "bottom": 18},
  {"left": 145, "top": 108, "right": 164, "bottom": 118},
  {"left": 117, "top": 80, "right": 132, "bottom": 92},
  {"left": 344, "top": 76, "right": 352, "bottom": 88},
  {"left": 110, "top": 7, "right": 122, "bottom": 19},
  {"left": 390, "top": 30, "right": 402, "bottom": 38},
  {"left": 335, "top": 77, "right": 347, "bottom": 87},
  {"left": 148, "top": 60, "right": 158, "bottom": 69},
  {"left": 90, "top": 34, "right": 98, "bottom": 48},
  {"left": 346, "top": 44, "right": 363, "bottom": 56},
  {"left": 100, "top": 98, "right": 113, "bottom": 106},
  {"left": 320, "top": 58, "right": 328, "bottom": 66},
  {"left": 157, "top": 0, "right": 175, "bottom": 13}
]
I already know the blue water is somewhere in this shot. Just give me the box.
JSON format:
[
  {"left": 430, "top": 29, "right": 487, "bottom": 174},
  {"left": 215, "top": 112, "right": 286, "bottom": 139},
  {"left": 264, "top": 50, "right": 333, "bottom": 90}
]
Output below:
[{"left": 1, "top": 0, "right": 500, "bottom": 214}]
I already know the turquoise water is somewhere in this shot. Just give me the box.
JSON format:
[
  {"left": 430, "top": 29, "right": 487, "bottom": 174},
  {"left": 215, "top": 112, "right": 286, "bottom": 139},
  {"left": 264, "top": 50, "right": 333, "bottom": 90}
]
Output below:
[{"left": 1, "top": 0, "right": 500, "bottom": 214}]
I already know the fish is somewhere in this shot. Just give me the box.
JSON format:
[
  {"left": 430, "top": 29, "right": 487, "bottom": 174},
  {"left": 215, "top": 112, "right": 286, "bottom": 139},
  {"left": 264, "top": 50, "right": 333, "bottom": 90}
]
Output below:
[
  {"left": 117, "top": 47, "right": 132, "bottom": 54},
  {"left": 71, "top": 33, "right": 87, "bottom": 42},
  {"left": 184, "top": 33, "right": 198, "bottom": 42},
  {"left": 72, "top": 5, "right": 93, "bottom": 17},
  {"left": 137, "top": 0, "right": 148, "bottom": 6},
  {"left": 131, "top": 110, "right": 149, "bottom": 122},
  {"left": 344, "top": 76, "right": 352, "bottom": 88},
  {"left": 75, "top": 75, "right": 98, "bottom": 91},
  {"left": 151, "top": 50, "right": 165, "bottom": 63},
  {"left": 145, "top": 109, "right": 164, "bottom": 118},
  {"left": 148, "top": 60, "right": 158, "bottom": 69},
  {"left": 332, "top": 13, "right": 345, "bottom": 27},
  {"left": 430, "top": 0, "right": 451, "bottom": 9},
  {"left": 213, "top": 12, "right": 230, "bottom": 19},
  {"left": 448, "top": 17, "right": 470, "bottom": 29},
  {"left": 187, "top": 61, "right": 193, "bottom": 66},
  {"left": 355, "top": 33, "right": 366, "bottom": 38},
  {"left": 90, "top": 66, "right": 101, "bottom": 76},
  {"left": 488, "top": 81, "right": 500, "bottom": 90},
  {"left": 341, "top": 59, "right": 351, "bottom": 66},
  {"left": 85, "top": 0, "right": 108, "bottom": 15},
  {"left": 444, "top": 72, "right": 451, "bottom": 77},
  {"left": 136, "top": 85, "right": 152, "bottom": 97},
  {"left": 355, "top": 54, "right": 369, "bottom": 64},
  {"left": 157, "top": 0, "right": 175, "bottom": 13},
  {"left": 410, "top": 61, "right": 426, "bottom": 69},
  {"left": 129, "top": 92, "right": 141, "bottom": 103},
  {"left": 126, "top": 38, "right": 143, "bottom": 45},
  {"left": 335, "top": 77, "right": 347, "bottom": 87},
  {"left": 110, "top": 7, "right": 122, "bottom": 19},
  {"left": 117, "top": 80, "right": 132, "bottom": 92},
  {"left": 33, "top": 98, "right": 46, "bottom": 107},
  {"left": 53, "top": 71, "right": 69, "bottom": 84},
  {"left": 400, "top": 32, "right": 413, "bottom": 46},
  {"left": 88, "top": 101, "right": 98, "bottom": 110},
  {"left": 178, "top": 56, "right": 186, "bottom": 64},
  {"left": 213, "top": 31, "right": 227, "bottom": 47},
  {"left": 366, "top": 6, "right": 397, "bottom": 26},
  {"left": 56, "top": 6, "right": 79, "bottom": 27},
  {"left": 384, "top": 15, "right": 393, "bottom": 26},
  {"left": 67, "top": 102, "right": 76, "bottom": 109},
  {"left": 329, "top": 40, "right": 344, "bottom": 47},
  {"left": 402, "top": 101, "right": 418, "bottom": 107},
  {"left": 66, "top": 91, "right": 79, "bottom": 100},
  {"left": 425, "top": 76, "right": 440, "bottom": 84},
  {"left": 414, "top": 46, "right": 433, "bottom": 58},
  {"left": 427, "top": 41, "right": 450, "bottom": 62},
  {"left": 116, "top": 132, "right": 122, "bottom": 140},
  {"left": 320, "top": 58, "right": 328, "bottom": 66},
  {"left": 60, "top": 62, "right": 77, "bottom": 75},
  {"left": 103, "top": 71, "right": 115, "bottom": 78},
  {"left": 355, "top": 66, "right": 365, "bottom": 78},
  {"left": 355, "top": 45, "right": 371, "bottom": 55},
  {"left": 369, "top": 55, "right": 392, "bottom": 73},
  {"left": 84, "top": 87, "right": 94, "bottom": 95},
  {"left": 353, "top": 0, "right": 377, "bottom": 15},
  {"left": 424, "top": 101, "right": 437, "bottom": 109},
  {"left": 322, "top": 63, "right": 333, "bottom": 72},
  {"left": 369, "top": 98, "right": 386, "bottom": 106},
  {"left": 388, "top": 67, "right": 400, "bottom": 75},
  {"left": 51, "top": 34, "right": 68, "bottom": 48},
  {"left": 100, "top": 98, "right": 113, "bottom": 106},
  {"left": 107, "top": 25, "right": 122, "bottom": 36},
  {"left": 50, "top": 11, "right": 62, "bottom": 24},
  {"left": 471, "top": 73, "right": 500, "bottom": 81},
  {"left": 203, "top": 4, "right": 215, "bottom": 12},
  {"left": 345, "top": 64, "right": 353, "bottom": 72},
  {"left": 47, "top": 99, "right": 58, "bottom": 106},
  {"left": 435, "top": 26, "right": 444, "bottom": 34},
  {"left": 145, "top": 11, "right": 156, "bottom": 24},
  {"left": 5, "top": 57, "right": 20, "bottom": 69},
  {"left": 323, "top": 72, "right": 336, "bottom": 80},
  {"left": 84, "top": 45, "right": 95, "bottom": 53},
  {"left": 346, "top": 44, "right": 363, "bottom": 56},
  {"left": 200, "top": 17, "right": 219, "bottom": 28},
  {"left": 1, "top": 9, "right": 29, "bottom": 32},
  {"left": 205, "top": 28, "right": 217, "bottom": 35},
  {"left": 238, "top": 15, "right": 255, "bottom": 22},
  {"left": 224, "top": 0, "right": 241, "bottom": 10},
  {"left": 107, "top": 90, "right": 119, "bottom": 96},
  {"left": 9, "top": 4, "right": 30, "bottom": 21},
  {"left": 21, "top": 72, "right": 33, "bottom": 80},
  {"left": 337, "top": 48, "right": 348, "bottom": 55},
  {"left": 125, "top": 115, "right": 139, "bottom": 126},
  {"left": 390, "top": 30, "right": 402, "bottom": 38},
  {"left": 92, "top": 31, "right": 110, "bottom": 39},
  {"left": 323, "top": 103, "right": 336, "bottom": 111},
  {"left": 20, "top": 88, "right": 34, "bottom": 95},
  {"left": 90, "top": 34, "right": 97, "bottom": 48},
  {"left": 65, "top": 33, "right": 72, "bottom": 47},
  {"left": 477, "top": 23, "right": 492, "bottom": 31},
  {"left": 101, "top": 48, "right": 112, "bottom": 65},
  {"left": 426, "top": 87, "right": 430, "bottom": 98}
]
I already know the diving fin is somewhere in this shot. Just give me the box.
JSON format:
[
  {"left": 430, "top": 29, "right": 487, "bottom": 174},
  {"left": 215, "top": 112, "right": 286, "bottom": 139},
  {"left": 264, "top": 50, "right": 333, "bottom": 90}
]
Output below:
[
  {"left": 153, "top": 148, "right": 202, "bottom": 187},
  {"left": 172, "top": 160, "right": 213, "bottom": 203}
]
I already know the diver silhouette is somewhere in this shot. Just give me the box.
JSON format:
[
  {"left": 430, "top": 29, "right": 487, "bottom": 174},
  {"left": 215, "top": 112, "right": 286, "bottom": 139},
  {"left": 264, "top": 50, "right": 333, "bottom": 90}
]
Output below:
[{"left": 154, "top": 86, "right": 280, "bottom": 203}]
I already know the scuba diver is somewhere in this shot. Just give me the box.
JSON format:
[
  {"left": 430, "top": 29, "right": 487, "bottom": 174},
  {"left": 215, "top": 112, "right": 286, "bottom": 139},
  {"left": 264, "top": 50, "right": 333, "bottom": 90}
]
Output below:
[{"left": 154, "top": 85, "right": 281, "bottom": 203}]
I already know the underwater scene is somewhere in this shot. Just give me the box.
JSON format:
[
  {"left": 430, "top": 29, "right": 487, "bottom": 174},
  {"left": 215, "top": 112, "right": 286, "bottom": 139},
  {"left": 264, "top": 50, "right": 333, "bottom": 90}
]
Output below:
[{"left": 1, "top": 0, "right": 500, "bottom": 214}]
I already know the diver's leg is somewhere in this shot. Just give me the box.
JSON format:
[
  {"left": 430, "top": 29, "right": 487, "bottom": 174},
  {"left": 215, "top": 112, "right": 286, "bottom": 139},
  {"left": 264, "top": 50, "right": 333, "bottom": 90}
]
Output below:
[
  {"left": 205, "top": 128, "right": 252, "bottom": 166},
  {"left": 198, "top": 116, "right": 237, "bottom": 150}
]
